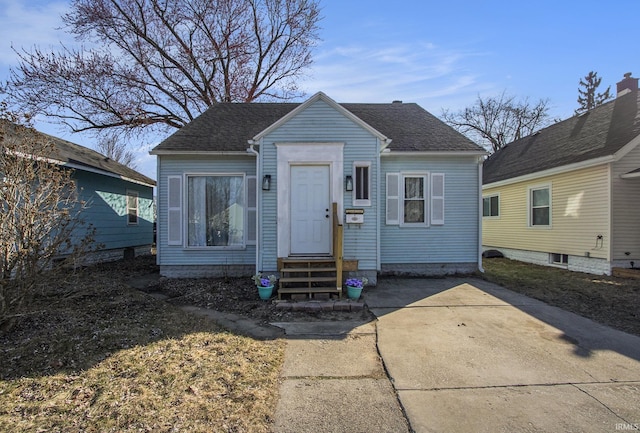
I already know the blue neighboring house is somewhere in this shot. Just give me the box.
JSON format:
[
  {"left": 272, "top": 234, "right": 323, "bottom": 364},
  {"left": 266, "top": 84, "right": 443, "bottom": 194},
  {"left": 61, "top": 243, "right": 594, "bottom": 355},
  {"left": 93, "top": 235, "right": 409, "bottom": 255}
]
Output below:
[
  {"left": 151, "top": 92, "right": 485, "bottom": 296},
  {"left": 3, "top": 120, "right": 156, "bottom": 262}
]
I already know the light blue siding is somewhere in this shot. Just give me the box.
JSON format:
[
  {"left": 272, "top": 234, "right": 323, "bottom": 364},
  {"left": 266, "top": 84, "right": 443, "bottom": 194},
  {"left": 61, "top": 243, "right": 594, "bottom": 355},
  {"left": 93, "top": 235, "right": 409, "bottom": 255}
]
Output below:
[
  {"left": 74, "top": 170, "right": 154, "bottom": 250},
  {"left": 380, "top": 156, "right": 480, "bottom": 264},
  {"left": 259, "top": 99, "right": 380, "bottom": 271},
  {"left": 156, "top": 155, "right": 256, "bottom": 266},
  {"left": 156, "top": 99, "right": 481, "bottom": 276}
]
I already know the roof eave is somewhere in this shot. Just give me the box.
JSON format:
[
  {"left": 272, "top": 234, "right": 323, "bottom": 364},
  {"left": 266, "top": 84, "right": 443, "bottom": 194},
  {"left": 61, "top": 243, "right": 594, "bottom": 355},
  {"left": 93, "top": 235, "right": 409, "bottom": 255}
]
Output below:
[
  {"left": 483, "top": 155, "right": 615, "bottom": 189},
  {"left": 382, "top": 150, "right": 487, "bottom": 157},
  {"left": 65, "top": 162, "right": 156, "bottom": 187},
  {"left": 149, "top": 149, "right": 255, "bottom": 156},
  {"left": 252, "top": 91, "right": 391, "bottom": 144}
]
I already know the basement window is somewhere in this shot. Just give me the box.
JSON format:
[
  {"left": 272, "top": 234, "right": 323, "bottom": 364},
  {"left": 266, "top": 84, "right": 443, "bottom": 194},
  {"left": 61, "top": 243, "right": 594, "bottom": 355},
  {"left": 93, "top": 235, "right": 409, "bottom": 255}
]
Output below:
[{"left": 550, "top": 253, "right": 568, "bottom": 265}]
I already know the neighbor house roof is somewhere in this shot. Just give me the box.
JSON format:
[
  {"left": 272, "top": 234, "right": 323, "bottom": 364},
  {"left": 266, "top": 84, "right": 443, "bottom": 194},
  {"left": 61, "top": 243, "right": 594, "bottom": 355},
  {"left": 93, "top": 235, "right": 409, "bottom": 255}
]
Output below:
[
  {"left": 151, "top": 96, "right": 483, "bottom": 154},
  {"left": 1, "top": 120, "right": 155, "bottom": 187},
  {"left": 483, "top": 89, "right": 640, "bottom": 185}
]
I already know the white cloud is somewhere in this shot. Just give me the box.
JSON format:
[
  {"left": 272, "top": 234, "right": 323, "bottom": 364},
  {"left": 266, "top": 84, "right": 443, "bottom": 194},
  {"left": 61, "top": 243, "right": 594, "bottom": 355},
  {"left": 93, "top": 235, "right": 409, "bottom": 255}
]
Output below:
[
  {"left": 0, "top": 0, "right": 71, "bottom": 68},
  {"left": 303, "top": 41, "right": 496, "bottom": 112}
]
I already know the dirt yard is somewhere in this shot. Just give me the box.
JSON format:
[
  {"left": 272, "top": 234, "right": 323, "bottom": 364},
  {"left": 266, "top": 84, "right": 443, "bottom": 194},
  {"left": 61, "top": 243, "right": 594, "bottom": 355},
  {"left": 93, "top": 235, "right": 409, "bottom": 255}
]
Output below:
[{"left": 146, "top": 255, "right": 639, "bottom": 337}]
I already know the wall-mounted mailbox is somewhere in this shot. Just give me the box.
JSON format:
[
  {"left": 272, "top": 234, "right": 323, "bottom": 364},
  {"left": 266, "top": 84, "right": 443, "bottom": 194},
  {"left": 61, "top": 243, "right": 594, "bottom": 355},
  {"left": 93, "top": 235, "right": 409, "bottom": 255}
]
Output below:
[{"left": 345, "top": 208, "right": 364, "bottom": 224}]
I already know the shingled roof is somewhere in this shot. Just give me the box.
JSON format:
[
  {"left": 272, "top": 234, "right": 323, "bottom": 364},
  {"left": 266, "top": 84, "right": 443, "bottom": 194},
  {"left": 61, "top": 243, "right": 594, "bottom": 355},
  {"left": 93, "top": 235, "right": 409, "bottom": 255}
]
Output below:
[
  {"left": 151, "top": 99, "right": 483, "bottom": 153},
  {"left": 483, "top": 89, "right": 640, "bottom": 185},
  {"left": 1, "top": 120, "right": 155, "bottom": 187}
]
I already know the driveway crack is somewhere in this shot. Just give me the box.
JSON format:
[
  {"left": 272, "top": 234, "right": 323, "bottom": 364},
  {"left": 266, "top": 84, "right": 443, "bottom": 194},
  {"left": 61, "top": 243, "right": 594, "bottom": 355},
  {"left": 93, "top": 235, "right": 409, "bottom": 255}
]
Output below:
[{"left": 374, "top": 319, "right": 416, "bottom": 433}]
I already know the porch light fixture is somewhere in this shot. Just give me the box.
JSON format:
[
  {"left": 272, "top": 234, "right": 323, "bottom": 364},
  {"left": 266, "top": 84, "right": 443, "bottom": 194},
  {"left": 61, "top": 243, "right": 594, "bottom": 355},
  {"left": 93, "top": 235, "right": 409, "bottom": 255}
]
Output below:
[
  {"left": 345, "top": 175, "right": 353, "bottom": 191},
  {"left": 262, "top": 174, "right": 271, "bottom": 191}
]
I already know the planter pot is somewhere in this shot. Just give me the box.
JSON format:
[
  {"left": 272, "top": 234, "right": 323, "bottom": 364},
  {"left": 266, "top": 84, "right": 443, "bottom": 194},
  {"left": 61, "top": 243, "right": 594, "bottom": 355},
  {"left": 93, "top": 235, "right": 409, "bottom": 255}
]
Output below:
[
  {"left": 346, "top": 285, "right": 362, "bottom": 300},
  {"left": 258, "top": 285, "right": 274, "bottom": 300}
]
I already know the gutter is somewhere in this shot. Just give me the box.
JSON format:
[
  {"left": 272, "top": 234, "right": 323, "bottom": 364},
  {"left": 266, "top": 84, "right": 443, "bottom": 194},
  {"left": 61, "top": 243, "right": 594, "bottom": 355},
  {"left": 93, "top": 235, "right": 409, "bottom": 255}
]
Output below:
[
  {"left": 477, "top": 156, "right": 485, "bottom": 273},
  {"left": 150, "top": 149, "right": 253, "bottom": 156},
  {"left": 11, "top": 149, "right": 156, "bottom": 187},
  {"left": 381, "top": 150, "right": 487, "bottom": 157}
]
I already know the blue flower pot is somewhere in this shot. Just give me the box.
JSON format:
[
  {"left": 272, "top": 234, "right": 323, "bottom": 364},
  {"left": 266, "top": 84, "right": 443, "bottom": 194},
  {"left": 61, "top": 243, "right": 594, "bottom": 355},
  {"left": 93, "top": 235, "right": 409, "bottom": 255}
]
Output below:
[
  {"left": 346, "top": 285, "right": 362, "bottom": 300},
  {"left": 258, "top": 285, "right": 274, "bottom": 300}
]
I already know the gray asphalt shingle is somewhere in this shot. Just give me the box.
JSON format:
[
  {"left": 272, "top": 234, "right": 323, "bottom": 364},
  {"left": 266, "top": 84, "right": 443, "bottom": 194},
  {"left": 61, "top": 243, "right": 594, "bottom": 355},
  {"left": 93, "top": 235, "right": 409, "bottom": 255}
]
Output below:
[
  {"left": 1, "top": 120, "right": 155, "bottom": 186},
  {"left": 151, "top": 100, "right": 482, "bottom": 153},
  {"left": 483, "top": 90, "right": 640, "bottom": 185}
]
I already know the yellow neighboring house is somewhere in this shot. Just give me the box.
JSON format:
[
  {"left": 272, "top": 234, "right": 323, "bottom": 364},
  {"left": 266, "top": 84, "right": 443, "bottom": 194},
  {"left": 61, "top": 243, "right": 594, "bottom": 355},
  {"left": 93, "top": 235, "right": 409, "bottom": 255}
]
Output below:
[{"left": 482, "top": 73, "right": 640, "bottom": 275}]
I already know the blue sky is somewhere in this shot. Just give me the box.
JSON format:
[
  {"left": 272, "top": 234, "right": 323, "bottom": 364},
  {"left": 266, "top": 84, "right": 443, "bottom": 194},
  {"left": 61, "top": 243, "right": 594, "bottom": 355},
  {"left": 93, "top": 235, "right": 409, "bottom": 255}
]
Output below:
[{"left": 1, "top": 0, "right": 639, "bottom": 180}]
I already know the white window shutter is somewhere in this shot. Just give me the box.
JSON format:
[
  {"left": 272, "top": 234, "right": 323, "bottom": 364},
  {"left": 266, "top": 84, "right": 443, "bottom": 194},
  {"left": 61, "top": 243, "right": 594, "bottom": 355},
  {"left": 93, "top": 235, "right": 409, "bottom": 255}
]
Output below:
[
  {"left": 386, "top": 173, "right": 400, "bottom": 225},
  {"left": 246, "top": 176, "right": 257, "bottom": 244},
  {"left": 167, "top": 176, "right": 182, "bottom": 245},
  {"left": 431, "top": 173, "right": 445, "bottom": 225}
]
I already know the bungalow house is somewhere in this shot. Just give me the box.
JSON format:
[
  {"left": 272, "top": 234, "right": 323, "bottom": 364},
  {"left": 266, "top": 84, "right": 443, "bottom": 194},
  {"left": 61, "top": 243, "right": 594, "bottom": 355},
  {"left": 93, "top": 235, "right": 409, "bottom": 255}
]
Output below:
[
  {"left": 151, "top": 92, "right": 485, "bottom": 296},
  {"left": 1, "top": 120, "right": 156, "bottom": 263},
  {"left": 482, "top": 73, "right": 640, "bottom": 275}
]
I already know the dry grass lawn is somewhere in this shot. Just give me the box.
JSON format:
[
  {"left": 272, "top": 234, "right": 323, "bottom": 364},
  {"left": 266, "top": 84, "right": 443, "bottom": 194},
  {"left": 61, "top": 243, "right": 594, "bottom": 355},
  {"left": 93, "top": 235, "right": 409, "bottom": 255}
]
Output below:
[{"left": 0, "top": 256, "right": 284, "bottom": 432}]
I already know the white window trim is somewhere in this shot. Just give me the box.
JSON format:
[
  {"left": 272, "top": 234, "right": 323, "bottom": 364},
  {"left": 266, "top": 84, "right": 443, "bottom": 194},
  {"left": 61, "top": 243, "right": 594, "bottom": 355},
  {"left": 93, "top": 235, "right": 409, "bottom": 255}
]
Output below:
[
  {"left": 482, "top": 193, "right": 500, "bottom": 218},
  {"left": 352, "top": 161, "right": 371, "bottom": 207},
  {"left": 185, "top": 172, "right": 247, "bottom": 250},
  {"left": 275, "top": 142, "right": 344, "bottom": 258},
  {"left": 400, "top": 171, "right": 429, "bottom": 228},
  {"left": 126, "top": 190, "right": 139, "bottom": 225},
  {"left": 528, "top": 184, "right": 552, "bottom": 228}
]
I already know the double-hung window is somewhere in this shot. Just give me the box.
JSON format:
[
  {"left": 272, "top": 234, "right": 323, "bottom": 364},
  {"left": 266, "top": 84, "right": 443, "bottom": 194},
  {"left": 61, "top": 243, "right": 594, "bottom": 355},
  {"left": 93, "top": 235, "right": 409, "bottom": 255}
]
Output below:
[
  {"left": 403, "top": 174, "right": 427, "bottom": 225},
  {"left": 127, "top": 190, "right": 139, "bottom": 225},
  {"left": 530, "top": 186, "right": 550, "bottom": 226},
  {"left": 386, "top": 171, "right": 445, "bottom": 227},
  {"left": 353, "top": 161, "right": 371, "bottom": 206},
  {"left": 187, "top": 174, "right": 245, "bottom": 247},
  {"left": 483, "top": 194, "right": 499, "bottom": 217}
]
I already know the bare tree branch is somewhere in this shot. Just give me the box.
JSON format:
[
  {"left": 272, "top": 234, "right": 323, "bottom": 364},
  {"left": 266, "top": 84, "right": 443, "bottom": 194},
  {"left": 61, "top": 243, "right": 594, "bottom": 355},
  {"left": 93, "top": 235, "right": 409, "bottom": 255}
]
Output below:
[
  {"left": 4, "top": 0, "right": 321, "bottom": 139},
  {"left": 96, "top": 135, "right": 138, "bottom": 169},
  {"left": 441, "top": 91, "right": 552, "bottom": 153}
]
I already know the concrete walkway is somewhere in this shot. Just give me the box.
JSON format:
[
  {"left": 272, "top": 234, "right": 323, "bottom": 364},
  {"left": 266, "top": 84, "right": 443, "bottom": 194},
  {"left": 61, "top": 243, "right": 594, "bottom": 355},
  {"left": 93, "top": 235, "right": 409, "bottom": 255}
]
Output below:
[{"left": 272, "top": 277, "right": 640, "bottom": 433}]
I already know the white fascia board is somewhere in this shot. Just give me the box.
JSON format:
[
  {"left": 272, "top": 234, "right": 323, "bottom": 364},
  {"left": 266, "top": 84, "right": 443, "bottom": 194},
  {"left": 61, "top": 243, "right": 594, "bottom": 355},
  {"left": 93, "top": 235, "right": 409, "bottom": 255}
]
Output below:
[
  {"left": 612, "top": 133, "right": 640, "bottom": 160},
  {"left": 149, "top": 150, "right": 254, "bottom": 156},
  {"left": 483, "top": 155, "right": 614, "bottom": 190},
  {"left": 64, "top": 162, "right": 156, "bottom": 187},
  {"left": 252, "top": 91, "right": 391, "bottom": 144},
  {"left": 12, "top": 150, "right": 156, "bottom": 187},
  {"left": 381, "top": 150, "right": 487, "bottom": 157}
]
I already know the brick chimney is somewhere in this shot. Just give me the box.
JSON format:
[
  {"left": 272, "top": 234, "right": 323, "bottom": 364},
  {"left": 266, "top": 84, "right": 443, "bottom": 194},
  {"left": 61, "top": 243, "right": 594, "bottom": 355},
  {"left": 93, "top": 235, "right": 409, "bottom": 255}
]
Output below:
[{"left": 617, "top": 72, "right": 638, "bottom": 97}]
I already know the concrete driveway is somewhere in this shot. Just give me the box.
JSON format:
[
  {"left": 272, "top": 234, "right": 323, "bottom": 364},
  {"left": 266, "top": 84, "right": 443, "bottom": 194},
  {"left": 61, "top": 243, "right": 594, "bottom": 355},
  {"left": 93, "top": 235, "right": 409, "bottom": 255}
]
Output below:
[{"left": 366, "top": 277, "right": 640, "bottom": 432}]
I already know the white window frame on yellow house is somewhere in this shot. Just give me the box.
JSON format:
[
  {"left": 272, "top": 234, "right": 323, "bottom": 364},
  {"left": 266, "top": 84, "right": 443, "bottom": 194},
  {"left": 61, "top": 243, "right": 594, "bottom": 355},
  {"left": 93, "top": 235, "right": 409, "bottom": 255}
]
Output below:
[
  {"left": 482, "top": 193, "right": 500, "bottom": 218},
  {"left": 528, "top": 184, "right": 552, "bottom": 228}
]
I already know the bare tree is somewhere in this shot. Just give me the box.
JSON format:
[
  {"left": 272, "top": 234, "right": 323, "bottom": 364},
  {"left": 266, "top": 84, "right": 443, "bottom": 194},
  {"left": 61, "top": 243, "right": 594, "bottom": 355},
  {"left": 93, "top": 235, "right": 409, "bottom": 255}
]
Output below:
[
  {"left": 0, "top": 117, "right": 95, "bottom": 332},
  {"left": 441, "top": 92, "right": 552, "bottom": 153},
  {"left": 5, "top": 0, "right": 321, "bottom": 137},
  {"left": 96, "top": 135, "right": 138, "bottom": 169},
  {"left": 575, "top": 71, "right": 612, "bottom": 115}
]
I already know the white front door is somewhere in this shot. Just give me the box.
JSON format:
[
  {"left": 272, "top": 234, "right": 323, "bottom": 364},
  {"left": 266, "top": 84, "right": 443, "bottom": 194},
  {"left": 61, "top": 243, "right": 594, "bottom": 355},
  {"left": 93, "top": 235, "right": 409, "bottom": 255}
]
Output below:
[{"left": 290, "top": 165, "right": 332, "bottom": 255}]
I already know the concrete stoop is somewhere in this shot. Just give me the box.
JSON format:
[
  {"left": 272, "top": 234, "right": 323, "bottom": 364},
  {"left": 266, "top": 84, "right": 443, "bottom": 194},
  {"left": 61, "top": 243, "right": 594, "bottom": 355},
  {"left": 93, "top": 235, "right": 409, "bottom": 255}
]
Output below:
[{"left": 274, "top": 299, "right": 365, "bottom": 312}]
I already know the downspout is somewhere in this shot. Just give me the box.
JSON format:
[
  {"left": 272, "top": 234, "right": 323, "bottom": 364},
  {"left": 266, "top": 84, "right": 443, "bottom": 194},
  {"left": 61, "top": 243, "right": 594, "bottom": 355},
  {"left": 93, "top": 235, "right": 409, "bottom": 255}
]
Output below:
[
  {"left": 377, "top": 144, "right": 392, "bottom": 272},
  {"left": 247, "top": 141, "right": 260, "bottom": 274},
  {"left": 477, "top": 156, "right": 485, "bottom": 273}
]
